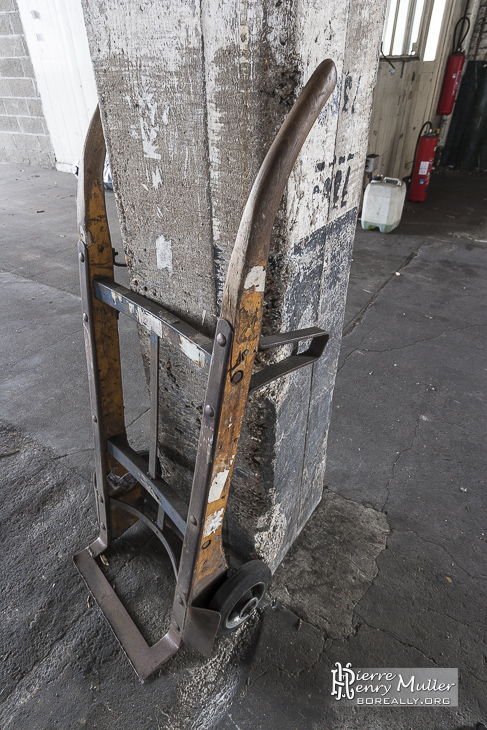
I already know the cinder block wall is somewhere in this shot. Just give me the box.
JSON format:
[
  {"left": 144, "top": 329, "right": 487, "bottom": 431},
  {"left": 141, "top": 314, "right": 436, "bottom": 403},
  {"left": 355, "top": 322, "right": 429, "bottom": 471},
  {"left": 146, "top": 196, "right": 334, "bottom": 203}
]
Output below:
[{"left": 0, "top": 0, "right": 54, "bottom": 167}]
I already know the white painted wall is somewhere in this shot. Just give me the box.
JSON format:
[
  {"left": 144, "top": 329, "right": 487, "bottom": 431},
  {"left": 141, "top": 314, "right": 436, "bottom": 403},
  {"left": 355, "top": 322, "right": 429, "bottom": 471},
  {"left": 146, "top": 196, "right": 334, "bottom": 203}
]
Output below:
[{"left": 16, "top": 0, "right": 98, "bottom": 172}]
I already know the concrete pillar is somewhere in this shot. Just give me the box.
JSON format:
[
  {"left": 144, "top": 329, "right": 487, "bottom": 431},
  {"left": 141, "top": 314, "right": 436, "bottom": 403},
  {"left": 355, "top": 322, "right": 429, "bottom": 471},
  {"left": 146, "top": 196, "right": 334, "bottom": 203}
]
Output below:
[{"left": 82, "top": 0, "right": 386, "bottom": 571}]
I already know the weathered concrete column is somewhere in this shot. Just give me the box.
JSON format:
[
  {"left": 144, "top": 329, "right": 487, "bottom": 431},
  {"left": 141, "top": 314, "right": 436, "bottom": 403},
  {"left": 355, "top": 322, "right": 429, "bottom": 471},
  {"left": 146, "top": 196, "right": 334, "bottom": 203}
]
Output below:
[{"left": 82, "top": 0, "right": 386, "bottom": 571}]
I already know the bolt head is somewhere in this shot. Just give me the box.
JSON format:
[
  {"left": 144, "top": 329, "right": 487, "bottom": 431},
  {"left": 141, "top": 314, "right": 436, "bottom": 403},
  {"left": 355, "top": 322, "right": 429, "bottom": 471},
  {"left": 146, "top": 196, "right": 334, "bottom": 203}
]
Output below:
[
  {"left": 78, "top": 251, "right": 85, "bottom": 263},
  {"left": 216, "top": 333, "right": 226, "bottom": 347},
  {"left": 231, "top": 370, "right": 243, "bottom": 384},
  {"left": 83, "top": 312, "right": 89, "bottom": 322},
  {"left": 92, "top": 415, "right": 97, "bottom": 423},
  {"left": 189, "top": 515, "right": 197, "bottom": 526},
  {"left": 205, "top": 404, "right": 215, "bottom": 418}
]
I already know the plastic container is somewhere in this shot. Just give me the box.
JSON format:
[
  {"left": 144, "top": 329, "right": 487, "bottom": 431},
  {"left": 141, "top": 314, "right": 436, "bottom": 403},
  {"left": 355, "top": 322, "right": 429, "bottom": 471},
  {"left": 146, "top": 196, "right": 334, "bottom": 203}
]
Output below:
[{"left": 361, "top": 177, "right": 406, "bottom": 233}]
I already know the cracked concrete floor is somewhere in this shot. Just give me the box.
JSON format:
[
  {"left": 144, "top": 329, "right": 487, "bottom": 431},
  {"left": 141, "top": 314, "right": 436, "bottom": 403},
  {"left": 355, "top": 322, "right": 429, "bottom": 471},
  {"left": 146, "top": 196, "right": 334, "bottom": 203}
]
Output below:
[{"left": 0, "top": 163, "right": 486, "bottom": 729}]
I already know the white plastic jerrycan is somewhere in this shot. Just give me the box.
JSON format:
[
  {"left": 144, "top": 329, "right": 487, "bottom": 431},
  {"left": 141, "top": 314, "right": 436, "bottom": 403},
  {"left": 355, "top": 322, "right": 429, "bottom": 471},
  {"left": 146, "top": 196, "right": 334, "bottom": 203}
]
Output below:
[{"left": 361, "top": 177, "right": 406, "bottom": 233}]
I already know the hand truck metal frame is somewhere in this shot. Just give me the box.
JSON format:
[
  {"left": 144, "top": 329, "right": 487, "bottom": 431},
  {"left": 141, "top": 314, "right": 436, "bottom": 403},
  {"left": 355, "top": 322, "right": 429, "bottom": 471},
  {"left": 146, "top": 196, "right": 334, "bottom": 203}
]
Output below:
[{"left": 74, "top": 59, "right": 337, "bottom": 680}]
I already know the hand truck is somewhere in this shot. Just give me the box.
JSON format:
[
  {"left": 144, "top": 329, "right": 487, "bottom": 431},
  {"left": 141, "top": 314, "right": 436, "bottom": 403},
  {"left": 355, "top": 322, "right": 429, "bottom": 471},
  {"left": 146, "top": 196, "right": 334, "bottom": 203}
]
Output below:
[{"left": 74, "top": 59, "right": 336, "bottom": 680}]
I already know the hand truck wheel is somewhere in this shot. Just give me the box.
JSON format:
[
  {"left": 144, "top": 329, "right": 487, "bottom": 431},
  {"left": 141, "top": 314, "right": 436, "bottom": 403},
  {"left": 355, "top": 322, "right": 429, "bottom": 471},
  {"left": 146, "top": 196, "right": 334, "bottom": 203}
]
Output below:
[{"left": 210, "top": 560, "right": 271, "bottom": 633}]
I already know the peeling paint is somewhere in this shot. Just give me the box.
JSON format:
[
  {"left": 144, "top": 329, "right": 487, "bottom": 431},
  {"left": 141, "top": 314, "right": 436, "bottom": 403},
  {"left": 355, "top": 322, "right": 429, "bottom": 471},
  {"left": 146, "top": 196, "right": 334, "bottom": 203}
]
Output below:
[
  {"left": 179, "top": 336, "right": 206, "bottom": 368},
  {"left": 141, "top": 119, "right": 161, "bottom": 159},
  {"left": 137, "top": 310, "right": 163, "bottom": 338},
  {"left": 208, "top": 469, "right": 229, "bottom": 503},
  {"left": 244, "top": 265, "right": 266, "bottom": 292},
  {"left": 203, "top": 508, "right": 225, "bottom": 537},
  {"left": 152, "top": 166, "right": 162, "bottom": 189},
  {"left": 161, "top": 106, "right": 170, "bottom": 126},
  {"left": 155, "top": 234, "right": 172, "bottom": 274},
  {"left": 134, "top": 75, "right": 162, "bottom": 160}
]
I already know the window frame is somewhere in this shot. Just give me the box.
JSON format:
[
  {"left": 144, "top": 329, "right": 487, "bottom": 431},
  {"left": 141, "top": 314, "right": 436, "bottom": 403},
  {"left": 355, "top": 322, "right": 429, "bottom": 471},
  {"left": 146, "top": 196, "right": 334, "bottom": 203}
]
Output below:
[{"left": 382, "top": 0, "right": 441, "bottom": 60}]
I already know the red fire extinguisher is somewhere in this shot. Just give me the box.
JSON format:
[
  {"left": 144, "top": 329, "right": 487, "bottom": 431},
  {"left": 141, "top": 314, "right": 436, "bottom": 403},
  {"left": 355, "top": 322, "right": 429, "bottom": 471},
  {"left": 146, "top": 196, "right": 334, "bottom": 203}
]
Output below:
[
  {"left": 437, "top": 52, "right": 466, "bottom": 115},
  {"left": 437, "top": 10, "right": 470, "bottom": 115},
  {"left": 409, "top": 122, "right": 438, "bottom": 202}
]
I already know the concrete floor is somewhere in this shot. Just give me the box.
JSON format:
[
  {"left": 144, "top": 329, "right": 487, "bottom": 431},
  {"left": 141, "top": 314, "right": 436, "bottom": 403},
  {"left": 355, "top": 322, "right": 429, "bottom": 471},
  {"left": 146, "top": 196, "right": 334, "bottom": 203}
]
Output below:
[{"left": 0, "top": 162, "right": 486, "bottom": 729}]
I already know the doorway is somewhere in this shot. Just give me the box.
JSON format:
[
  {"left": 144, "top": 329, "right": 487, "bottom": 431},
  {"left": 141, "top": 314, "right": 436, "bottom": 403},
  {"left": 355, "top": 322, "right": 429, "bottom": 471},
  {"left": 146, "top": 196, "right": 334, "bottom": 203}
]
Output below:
[{"left": 368, "top": 0, "right": 473, "bottom": 180}]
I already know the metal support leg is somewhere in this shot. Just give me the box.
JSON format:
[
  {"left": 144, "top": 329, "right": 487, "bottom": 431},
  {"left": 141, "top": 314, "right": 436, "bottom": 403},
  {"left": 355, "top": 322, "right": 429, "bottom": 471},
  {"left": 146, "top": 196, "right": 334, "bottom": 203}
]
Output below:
[{"left": 149, "top": 332, "right": 160, "bottom": 480}]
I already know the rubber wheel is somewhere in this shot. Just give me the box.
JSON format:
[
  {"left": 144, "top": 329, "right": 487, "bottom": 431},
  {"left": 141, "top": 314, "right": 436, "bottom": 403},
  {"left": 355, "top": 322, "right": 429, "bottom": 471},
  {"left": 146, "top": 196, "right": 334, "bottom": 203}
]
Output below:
[{"left": 209, "top": 560, "right": 271, "bottom": 633}]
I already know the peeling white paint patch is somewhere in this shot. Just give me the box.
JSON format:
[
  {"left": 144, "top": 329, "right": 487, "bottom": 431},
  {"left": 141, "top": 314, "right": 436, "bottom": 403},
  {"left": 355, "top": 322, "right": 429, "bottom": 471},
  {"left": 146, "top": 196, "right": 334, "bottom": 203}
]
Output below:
[
  {"left": 179, "top": 336, "right": 206, "bottom": 368},
  {"left": 161, "top": 106, "right": 170, "bottom": 125},
  {"left": 137, "top": 310, "right": 163, "bottom": 337},
  {"left": 204, "top": 508, "right": 224, "bottom": 537},
  {"left": 156, "top": 234, "right": 173, "bottom": 274},
  {"left": 244, "top": 265, "right": 266, "bottom": 292},
  {"left": 141, "top": 124, "right": 161, "bottom": 159},
  {"left": 152, "top": 166, "right": 162, "bottom": 189},
  {"left": 208, "top": 470, "right": 229, "bottom": 503},
  {"left": 135, "top": 75, "right": 161, "bottom": 160}
]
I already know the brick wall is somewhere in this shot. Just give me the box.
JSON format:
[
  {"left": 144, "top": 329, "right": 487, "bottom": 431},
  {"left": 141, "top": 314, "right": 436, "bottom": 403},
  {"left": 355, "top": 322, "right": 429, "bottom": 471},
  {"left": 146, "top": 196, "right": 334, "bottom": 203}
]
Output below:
[{"left": 0, "top": 0, "right": 54, "bottom": 167}]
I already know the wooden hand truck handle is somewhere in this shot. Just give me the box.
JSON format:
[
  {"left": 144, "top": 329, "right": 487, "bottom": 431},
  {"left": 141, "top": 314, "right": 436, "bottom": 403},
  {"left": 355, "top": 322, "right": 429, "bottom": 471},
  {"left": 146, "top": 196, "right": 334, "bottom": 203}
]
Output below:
[
  {"left": 222, "top": 58, "right": 337, "bottom": 323},
  {"left": 183, "top": 59, "right": 337, "bottom": 609}
]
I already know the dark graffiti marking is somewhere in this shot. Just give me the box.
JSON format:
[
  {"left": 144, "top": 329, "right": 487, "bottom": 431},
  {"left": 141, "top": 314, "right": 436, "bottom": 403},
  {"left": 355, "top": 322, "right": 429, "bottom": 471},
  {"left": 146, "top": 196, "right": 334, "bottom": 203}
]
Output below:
[
  {"left": 341, "top": 166, "right": 351, "bottom": 208},
  {"left": 314, "top": 162, "right": 352, "bottom": 210},
  {"left": 351, "top": 75, "right": 361, "bottom": 114},
  {"left": 342, "top": 74, "right": 352, "bottom": 112},
  {"left": 333, "top": 169, "right": 342, "bottom": 209}
]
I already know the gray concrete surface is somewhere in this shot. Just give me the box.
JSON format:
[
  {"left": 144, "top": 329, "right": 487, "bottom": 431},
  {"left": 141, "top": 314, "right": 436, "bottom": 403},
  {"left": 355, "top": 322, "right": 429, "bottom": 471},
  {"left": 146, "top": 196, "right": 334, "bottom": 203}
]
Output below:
[{"left": 0, "top": 162, "right": 486, "bottom": 729}]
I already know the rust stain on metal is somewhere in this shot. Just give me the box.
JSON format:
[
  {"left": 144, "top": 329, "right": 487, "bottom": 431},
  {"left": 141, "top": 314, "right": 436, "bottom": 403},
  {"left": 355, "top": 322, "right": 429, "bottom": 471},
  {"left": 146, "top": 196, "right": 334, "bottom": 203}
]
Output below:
[{"left": 77, "top": 107, "right": 140, "bottom": 540}]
